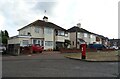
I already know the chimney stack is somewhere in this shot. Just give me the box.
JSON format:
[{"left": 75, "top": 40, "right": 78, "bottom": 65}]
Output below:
[
  {"left": 43, "top": 16, "right": 48, "bottom": 22},
  {"left": 77, "top": 23, "right": 81, "bottom": 28}
]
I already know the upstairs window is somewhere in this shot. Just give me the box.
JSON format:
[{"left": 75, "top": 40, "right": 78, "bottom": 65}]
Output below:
[
  {"left": 90, "top": 35, "right": 93, "bottom": 38},
  {"left": 77, "top": 32, "right": 81, "bottom": 38},
  {"left": 35, "top": 27, "right": 39, "bottom": 33},
  {"left": 58, "top": 30, "right": 64, "bottom": 36},
  {"left": 45, "top": 27, "right": 52, "bottom": 34},
  {"left": 65, "top": 32, "right": 68, "bottom": 37},
  {"left": 45, "top": 41, "right": 53, "bottom": 46},
  {"left": 84, "top": 33, "right": 87, "bottom": 37}
]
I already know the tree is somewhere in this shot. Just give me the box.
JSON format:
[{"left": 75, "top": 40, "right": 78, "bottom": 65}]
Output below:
[
  {"left": 1, "top": 30, "right": 9, "bottom": 45},
  {"left": 4, "top": 30, "right": 9, "bottom": 38}
]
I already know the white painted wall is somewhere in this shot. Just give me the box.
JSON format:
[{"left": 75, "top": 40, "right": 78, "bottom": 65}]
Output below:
[
  {"left": 55, "top": 36, "right": 65, "bottom": 42},
  {"left": 19, "top": 26, "right": 31, "bottom": 35},
  {"left": 8, "top": 37, "right": 19, "bottom": 44},
  {"left": 44, "top": 27, "right": 54, "bottom": 50},
  {"left": 8, "top": 36, "right": 31, "bottom": 46},
  {"left": 31, "top": 26, "right": 44, "bottom": 38},
  {"left": 19, "top": 26, "right": 44, "bottom": 38}
]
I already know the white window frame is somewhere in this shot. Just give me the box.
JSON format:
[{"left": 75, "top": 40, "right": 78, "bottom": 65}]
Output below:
[
  {"left": 58, "top": 30, "right": 64, "bottom": 36},
  {"left": 22, "top": 40, "right": 29, "bottom": 46},
  {"left": 45, "top": 41, "right": 53, "bottom": 46},
  {"left": 77, "top": 32, "right": 81, "bottom": 38},
  {"left": 45, "top": 27, "right": 52, "bottom": 34},
  {"left": 84, "top": 33, "right": 87, "bottom": 37},
  {"left": 32, "top": 39, "right": 43, "bottom": 46},
  {"left": 90, "top": 35, "right": 93, "bottom": 38}
]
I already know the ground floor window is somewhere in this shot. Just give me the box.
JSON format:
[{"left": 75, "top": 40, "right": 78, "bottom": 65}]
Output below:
[
  {"left": 45, "top": 41, "right": 53, "bottom": 46},
  {"left": 32, "top": 39, "right": 44, "bottom": 46},
  {"left": 56, "top": 42, "right": 64, "bottom": 50},
  {"left": 33, "top": 39, "right": 37, "bottom": 44},
  {"left": 22, "top": 40, "right": 29, "bottom": 46}
]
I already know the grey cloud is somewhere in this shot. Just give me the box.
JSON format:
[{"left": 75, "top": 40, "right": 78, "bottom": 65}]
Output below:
[
  {"left": 33, "top": 2, "right": 57, "bottom": 16},
  {"left": 0, "top": 0, "right": 34, "bottom": 28}
]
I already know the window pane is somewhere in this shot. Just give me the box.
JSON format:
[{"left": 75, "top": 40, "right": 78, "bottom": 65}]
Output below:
[
  {"left": 84, "top": 33, "right": 87, "bottom": 37},
  {"left": 77, "top": 33, "right": 80, "bottom": 38},
  {"left": 45, "top": 28, "right": 52, "bottom": 34},
  {"left": 35, "top": 27, "right": 39, "bottom": 33},
  {"left": 33, "top": 40, "right": 37, "bottom": 44},
  {"left": 90, "top": 35, "right": 93, "bottom": 38},
  {"left": 58, "top": 30, "right": 64, "bottom": 36},
  {"left": 45, "top": 41, "right": 53, "bottom": 46},
  {"left": 41, "top": 40, "right": 44, "bottom": 46},
  {"left": 22, "top": 40, "right": 28, "bottom": 46},
  {"left": 38, "top": 40, "right": 40, "bottom": 45}
]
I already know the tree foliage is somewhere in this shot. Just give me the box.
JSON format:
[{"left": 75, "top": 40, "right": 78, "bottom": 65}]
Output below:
[{"left": 0, "top": 30, "right": 9, "bottom": 45}]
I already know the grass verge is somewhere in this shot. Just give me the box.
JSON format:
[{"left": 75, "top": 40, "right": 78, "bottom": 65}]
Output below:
[{"left": 64, "top": 50, "right": 120, "bottom": 61}]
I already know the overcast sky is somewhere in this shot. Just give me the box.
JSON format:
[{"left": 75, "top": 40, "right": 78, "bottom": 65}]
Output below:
[{"left": 0, "top": 0, "right": 119, "bottom": 39}]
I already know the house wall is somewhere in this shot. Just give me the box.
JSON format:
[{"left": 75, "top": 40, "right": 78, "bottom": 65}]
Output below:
[
  {"left": 90, "top": 34, "right": 96, "bottom": 44},
  {"left": 55, "top": 34, "right": 70, "bottom": 42},
  {"left": 8, "top": 37, "right": 19, "bottom": 44},
  {"left": 77, "top": 32, "right": 84, "bottom": 38},
  {"left": 44, "top": 27, "right": 54, "bottom": 50},
  {"left": 83, "top": 33, "right": 91, "bottom": 44},
  {"left": 77, "top": 32, "right": 92, "bottom": 44},
  {"left": 65, "top": 33, "right": 70, "bottom": 40},
  {"left": 8, "top": 37, "right": 30, "bottom": 46},
  {"left": 77, "top": 32, "right": 84, "bottom": 49},
  {"left": 19, "top": 37, "right": 31, "bottom": 46},
  {"left": 31, "top": 26, "right": 44, "bottom": 38},
  {"left": 55, "top": 36, "right": 65, "bottom": 42},
  {"left": 19, "top": 26, "right": 32, "bottom": 35},
  {"left": 70, "top": 32, "right": 76, "bottom": 48},
  {"left": 19, "top": 26, "right": 44, "bottom": 38}
]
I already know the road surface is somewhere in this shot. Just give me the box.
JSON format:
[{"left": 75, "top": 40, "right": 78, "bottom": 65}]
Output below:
[{"left": 2, "top": 52, "right": 119, "bottom": 77}]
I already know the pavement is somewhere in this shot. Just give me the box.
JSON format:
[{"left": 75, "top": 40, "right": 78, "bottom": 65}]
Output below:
[
  {"left": 2, "top": 51, "right": 119, "bottom": 77},
  {"left": 65, "top": 56, "right": 120, "bottom": 62}
]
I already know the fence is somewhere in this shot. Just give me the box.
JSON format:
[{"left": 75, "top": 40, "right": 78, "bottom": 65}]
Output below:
[{"left": 7, "top": 44, "right": 20, "bottom": 56}]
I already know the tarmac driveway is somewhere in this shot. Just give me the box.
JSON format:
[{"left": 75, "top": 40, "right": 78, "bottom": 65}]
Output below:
[{"left": 2, "top": 51, "right": 119, "bottom": 77}]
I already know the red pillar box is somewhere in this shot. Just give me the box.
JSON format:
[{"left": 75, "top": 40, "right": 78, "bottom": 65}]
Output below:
[{"left": 81, "top": 44, "right": 86, "bottom": 59}]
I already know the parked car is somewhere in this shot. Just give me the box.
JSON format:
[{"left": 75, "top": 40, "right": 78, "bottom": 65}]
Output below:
[
  {"left": 110, "top": 46, "right": 118, "bottom": 50},
  {"left": 31, "top": 44, "right": 44, "bottom": 53},
  {"left": 0, "top": 45, "right": 6, "bottom": 54},
  {"left": 88, "top": 44, "right": 106, "bottom": 50}
]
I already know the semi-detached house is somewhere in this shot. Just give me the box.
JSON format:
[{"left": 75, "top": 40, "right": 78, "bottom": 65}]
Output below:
[
  {"left": 8, "top": 16, "right": 70, "bottom": 50},
  {"left": 67, "top": 23, "right": 109, "bottom": 49}
]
